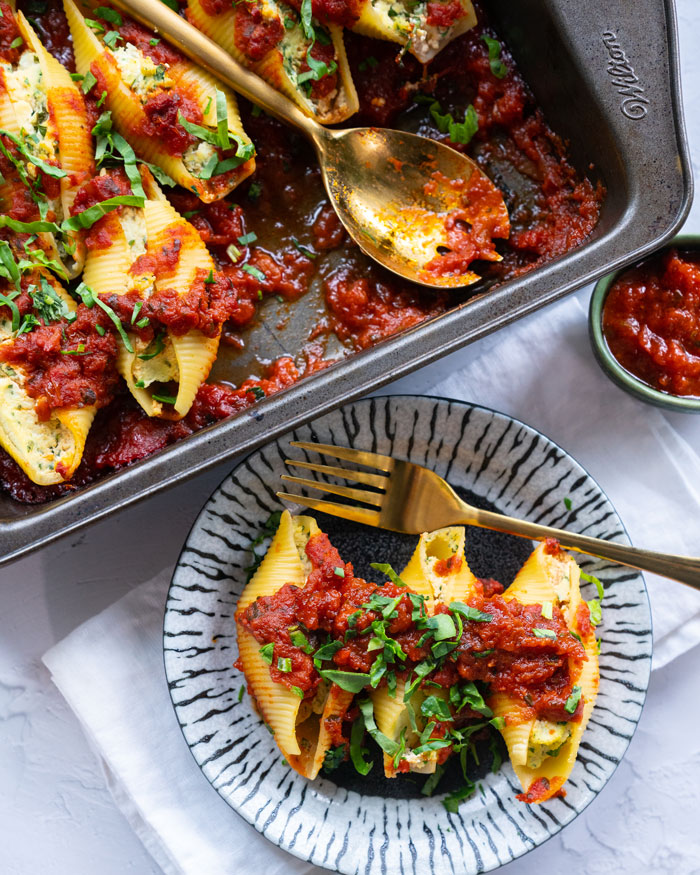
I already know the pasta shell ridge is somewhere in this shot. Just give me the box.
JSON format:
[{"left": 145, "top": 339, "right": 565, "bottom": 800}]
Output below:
[{"left": 237, "top": 626, "right": 303, "bottom": 757}]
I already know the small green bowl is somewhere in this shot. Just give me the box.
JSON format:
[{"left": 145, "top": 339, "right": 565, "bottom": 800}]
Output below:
[{"left": 589, "top": 234, "right": 700, "bottom": 414}]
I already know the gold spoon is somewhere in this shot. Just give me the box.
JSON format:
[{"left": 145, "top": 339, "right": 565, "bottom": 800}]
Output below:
[{"left": 110, "top": 0, "right": 510, "bottom": 289}]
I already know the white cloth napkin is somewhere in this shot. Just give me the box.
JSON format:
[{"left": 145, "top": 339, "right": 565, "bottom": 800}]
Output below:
[{"left": 42, "top": 291, "right": 700, "bottom": 875}]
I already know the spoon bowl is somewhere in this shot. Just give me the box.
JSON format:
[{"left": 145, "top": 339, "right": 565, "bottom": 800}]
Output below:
[{"left": 111, "top": 0, "right": 510, "bottom": 289}]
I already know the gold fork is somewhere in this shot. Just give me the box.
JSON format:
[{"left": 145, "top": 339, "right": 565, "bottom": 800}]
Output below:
[{"left": 278, "top": 441, "right": 700, "bottom": 590}]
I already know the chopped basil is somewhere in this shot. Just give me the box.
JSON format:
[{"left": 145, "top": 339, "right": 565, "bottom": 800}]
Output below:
[
  {"left": 322, "top": 744, "right": 346, "bottom": 774},
  {"left": 420, "top": 762, "right": 446, "bottom": 797},
  {"left": 290, "top": 685, "right": 304, "bottom": 698},
  {"left": 150, "top": 37, "right": 160, "bottom": 46},
  {"left": 137, "top": 331, "right": 165, "bottom": 361},
  {"left": 563, "top": 497, "right": 573, "bottom": 511},
  {"left": 292, "top": 238, "right": 317, "bottom": 259},
  {"left": 587, "top": 598, "right": 602, "bottom": 627},
  {"left": 420, "top": 695, "right": 453, "bottom": 722},
  {"left": 237, "top": 231, "right": 257, "bottom": 246},
  {"left": 442, "top": 781, "right": 475, "bottom": 813},
  {"left": 248, "top": 181, "right": 262, "bottom": 200},
  {"left": 246, "top": 385, "right": 265, "bottom": 400},
  {"left": 369, "top": 562, "right": 407, "bottom": 588},
  {"left": 151, "top": 393, "right": 177, "bottom": 405},
  {"left": 349, "top": 715, "right": 373, "bottom": 775},
  {"left": 481, "top": 35, "right": 508, "bottom": 78},
  {"left": 289, "top": 628, "right": 313, "bottom": 653},
  {"left": 259, "top": 642, "right": 274, "bottom": 664},
  {"left": 313, "top": 640, "right": 344, "bottom": 663},
  {"left": 0, "top": 128, "right": 67, "bottom": 180},
  {"left": 0, "top": 290, "right": 20, "bottom": 332},
  {"left": 449, "top": 681, "right": 492, "bottom": 717},
  {"left": 95, "top": 5, "right": 122, "bottom": 25},
  {"left": 62, "top": 195, "right": 146, "bottom": 232},
  {"left": 160, "top": 0, "right": 179, "bottom": 10},
  {"left": 9, "top": 36, "right": 23, "bottom": 49},
  {"left": 74, "top": 282, "right": 133, "bottom": 353},
  {"left": 30, "top": 276, "right": 74, "bottom": 325},
  {"left": 85, "top": 17, "right": 105, "bottom": 32},
  {"left": 81, "top": 71, "right": 98, "bottom": 94},
  {"left": 427, "top": 100, "right": 479, "bottom": 145},
  {"left": 357, "top": 698, "right": 401, "bottom": 757},
  {"left": 420, "top": 613, "right": 456, "bottom": 641},
  {"left": 319, "top": 670, "right": 370, "bottom": 693},
  {"left": 564, "top": 684, "right": 582, "bottom": 714},
  {"left": 581, "top": 570, "right": 605, "bottom": 600},
  {"left": 241, "top": 263, "right": 266, "bottom": 282},
  {"left": 450, "top": 602, "right": 492, "bottom": 623},
  {"left": 277, "top": 657, "right": 292, "bottom": 673},
  {"left": 333, "top": 566, "right": 345, "bottom": 578},
  {"left": 541, "top": 600, "right": 553, "bottom": 620},
  {"left": 237, "top": 685, "right": 245, "bottom": 702},
  {"left": 532, "top": 627, "right": 557, "bottom": 640},
  {"left": 473, "top": 649, "right": 494, "bottom": 658}
]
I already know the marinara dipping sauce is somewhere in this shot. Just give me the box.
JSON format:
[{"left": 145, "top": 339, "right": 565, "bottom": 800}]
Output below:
[{"left": 602, "top": 247, "right": 700, "bottom": 396}]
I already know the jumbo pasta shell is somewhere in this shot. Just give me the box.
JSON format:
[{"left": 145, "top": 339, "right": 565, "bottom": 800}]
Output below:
[
  {"left": 370, "top": 678, "right": 440, "bottom": 777},
  {"left": 351, "top": 0, "right": 476, "bottom": 63},
  {"left": 490, "top": 543, "right": 601, "bottom": 803},
  {"left": 400, "top": 526, "right": 477, "bottom": 611},
  {"left": 236, "top": 511, "right": 327, "bottom": 769},
  {"left": 64, "top": 0, "right": 255, "bottom": 202},
  {"left": 254, "top": 22, "right": 358, "bottom": 124}
]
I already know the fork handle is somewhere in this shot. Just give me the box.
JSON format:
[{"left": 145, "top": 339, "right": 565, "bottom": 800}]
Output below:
[{"left": 457, "top": 506, "right": 700, "bottom": 590}]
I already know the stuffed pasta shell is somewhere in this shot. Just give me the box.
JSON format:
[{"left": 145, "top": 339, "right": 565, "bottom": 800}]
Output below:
[
  {"left": 488, "top": 541, "right": 600, "bottom": 804},
  {"left": 81, "top": 165, "right": 220, "bottom": 419},
  {"left": 400, "top": 526, "right": 478, "bottom": 611},
  {"left": 0, "top": 6, "right": 94, "bottom": 277},
  {"left": 186, "top": 0, "right": 358, "bottom": 124},
  {"left": 351, "top": 0, "right": 477, "bottom": 63},
  {"left": 63, "top": 0, "right": 255, "bottom": 202},
  {"left": 0, "top": 267, "right": 99, "bottom": 484},
  {"left": 236, "top": 510, "right": 354, "bottom": 779}
]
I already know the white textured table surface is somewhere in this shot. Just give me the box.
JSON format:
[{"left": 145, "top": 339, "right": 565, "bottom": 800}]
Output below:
[{"left": 3, "top": 3, "right": 700, "bottom": 873}]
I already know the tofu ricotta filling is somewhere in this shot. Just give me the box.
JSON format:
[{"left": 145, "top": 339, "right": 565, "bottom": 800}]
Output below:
[
  {"left": 273, "top": 0, "right": 340, "bottom": 111},
  {"left": 111, "top": 42, "right": 174, "bottom": 101},
  {"left": 183, "top": 140, "right": 218, "bottom": 177},
  {"left": 0, "top": 362, "right": 74, "bottom": 480},
  {"left": 117, "top": 206, "right": 178, "bottom": 390},
  {"left": 526, "top": 719, "right": 572, "bottom": 769}
]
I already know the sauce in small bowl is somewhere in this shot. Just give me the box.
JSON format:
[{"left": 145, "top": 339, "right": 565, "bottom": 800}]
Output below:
[{"left": 589, "top": 235, "right": 700, "bottom": 412}]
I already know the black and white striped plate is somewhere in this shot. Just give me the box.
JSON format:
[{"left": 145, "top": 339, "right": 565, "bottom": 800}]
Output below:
[{"left": 164, "top": 395, "right": 651, "bottom": 874}]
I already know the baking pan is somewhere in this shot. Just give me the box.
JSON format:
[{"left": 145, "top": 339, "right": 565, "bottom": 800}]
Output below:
[{"left": 0, "top": 0, "right": 691, "bottom": 566}]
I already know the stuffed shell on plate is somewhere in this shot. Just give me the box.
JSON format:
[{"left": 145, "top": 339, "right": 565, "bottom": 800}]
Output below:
[{"left": 234, "top": 510, "right": 602, "bottom": 804}]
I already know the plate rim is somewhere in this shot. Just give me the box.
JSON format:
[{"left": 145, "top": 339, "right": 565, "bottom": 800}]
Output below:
[{"left": 163, "top": 393, "right": 652, "bottom": 873}]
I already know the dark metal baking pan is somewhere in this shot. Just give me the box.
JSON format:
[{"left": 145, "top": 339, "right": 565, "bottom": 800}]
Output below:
[{"left": 0, "top": 0, "right": 691, "bottom": 566}]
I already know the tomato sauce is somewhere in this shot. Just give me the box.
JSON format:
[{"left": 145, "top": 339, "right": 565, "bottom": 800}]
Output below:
[
  {"left": 0, "top": 0, "right": 604, "bottom": 503},
  {"left": 0, "top": 301, "right": 120, "bottom": 415},
  {"left": 233, "top": 2, "right": 284, "bottom": 62},
  {"left": 602, "top": 248, "right": 700, "bottom": 397},
  {"left": 237, "top": 531, "right": 586, "bottom": 724}
]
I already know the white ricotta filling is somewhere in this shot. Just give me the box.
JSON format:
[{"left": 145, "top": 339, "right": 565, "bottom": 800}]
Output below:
[
  {"left": 0, "top": 362, "right": 73, "bottom": 481},
  {"left": 111, "top": 42, "right": 173, "bottom": 101}
]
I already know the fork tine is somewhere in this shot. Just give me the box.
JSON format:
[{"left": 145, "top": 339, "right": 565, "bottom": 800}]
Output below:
[
  {"left": 290, "top": 441, "right": 394, "bottom": 472},
  {"left": 276, "top": 492, "right": 382, "bottom": 527},
  {"left": 284, "top": 459, "right": 388, "bottom": 489},
  {"left": 280, "top": 474, "right": 384, "bottom": 507}
]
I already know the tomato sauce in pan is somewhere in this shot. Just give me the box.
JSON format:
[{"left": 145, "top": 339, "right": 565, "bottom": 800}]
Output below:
[{"left": 0, "top": 0, "right": 604, "bottom": 503}]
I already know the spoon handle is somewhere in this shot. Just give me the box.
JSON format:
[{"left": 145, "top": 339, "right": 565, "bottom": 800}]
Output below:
[
  {"left": 467, "top": 505, "right": 700, "bottom": 589},
  {"left": 110, "top": 0, "right": 323, "bottom": 140}
]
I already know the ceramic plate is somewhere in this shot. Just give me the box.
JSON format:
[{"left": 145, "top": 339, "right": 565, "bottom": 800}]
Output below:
[{"left": 163, "top": 395, "right": 651, "bottom": 874}]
